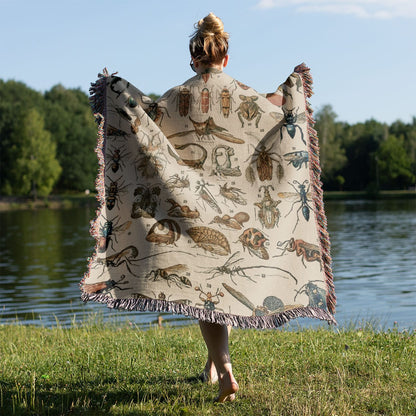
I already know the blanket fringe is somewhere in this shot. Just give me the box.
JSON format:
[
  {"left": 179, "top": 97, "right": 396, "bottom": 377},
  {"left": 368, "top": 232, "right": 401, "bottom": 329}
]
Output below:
[
  {"left": 81, "top": 292, "right": 337, "bottom": 329},
  {"left": 294, "top": 63, "right": 336, "bottom": 314},
  {"left": 80, "top": 69, "right": 110, "bottom": 288}
]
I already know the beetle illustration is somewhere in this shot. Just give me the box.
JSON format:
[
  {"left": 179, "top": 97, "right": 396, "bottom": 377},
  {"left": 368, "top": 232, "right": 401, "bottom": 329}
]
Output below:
[
  {"left": 195, "top": 286, "right": 224, "bottom": 312},
  {"left": 236, "top": 95, "right": 265, "bottom": 128},
  {"left": 245, "top": 143, "right": 284, "bottom": 183},
  {"left": 177, "top": 87, "right": 191, "bottom": 116},
  {"left": 254, "top": 185, "right": 281, "bottom": 229},
  {"left": 218, "top": 88, "right": 234, "bottom": 117},
  {"left": 238, "top": 227, "right": 269, "bottom": 260},
  {"left": 280, "top": 107, "right": 307, "bottom": 145},
  {"left": 200, "top": 87, "right": 210, "bottom": 113},
  {"left": 131, "top": 184, "right": 161, "bottom": 219},
  {"left": 283, "top": 150, "right": 309, "bottom": 170},
  {"left": 146, "top": 219, "right": 181, "bottom": 246},
  {"left": 294, "top": 281, "right": 327, "bottom": 309},
  {"left": 275, "top": 238, "right": 322, "bottom": 269}
]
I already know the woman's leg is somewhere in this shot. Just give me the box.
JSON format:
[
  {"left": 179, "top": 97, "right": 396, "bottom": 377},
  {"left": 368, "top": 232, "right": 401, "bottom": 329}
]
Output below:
[
  {"left": 200, "top": 325, "right": 231, "bottom": 383},
  {"left": 199, "top": 321, "right": 239, "bottom": 402},
  {"left": 201, "top": 353, "right": 218, "bottom": 384}
]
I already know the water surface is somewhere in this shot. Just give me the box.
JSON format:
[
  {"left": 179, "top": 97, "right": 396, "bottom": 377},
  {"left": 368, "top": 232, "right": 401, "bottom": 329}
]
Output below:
[{"left": 0, "top": 199, "right": 415, "bottom": 330}]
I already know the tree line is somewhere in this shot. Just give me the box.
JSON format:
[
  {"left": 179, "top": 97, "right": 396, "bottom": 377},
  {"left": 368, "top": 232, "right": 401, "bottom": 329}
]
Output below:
[
  {"left": 0, "top": 80, "right": 415, "bottom": 197},
  {"left": 315, "top": 105, "right": 415, "bottom": 191}
]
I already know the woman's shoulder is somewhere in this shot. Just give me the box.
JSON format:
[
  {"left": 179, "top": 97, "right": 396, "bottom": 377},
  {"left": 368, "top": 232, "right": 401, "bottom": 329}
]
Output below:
[{"left": 162, "top": 71, "right": 257, "bottom": 94}]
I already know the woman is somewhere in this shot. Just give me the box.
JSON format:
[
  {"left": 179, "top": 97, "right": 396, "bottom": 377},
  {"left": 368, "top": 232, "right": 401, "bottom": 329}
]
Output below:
[
  {"left": 170, "top": 13, "right": 237, "bottom": 403},
  {"left": 82, "top": 13, "right": 336, "bottom": 404}
]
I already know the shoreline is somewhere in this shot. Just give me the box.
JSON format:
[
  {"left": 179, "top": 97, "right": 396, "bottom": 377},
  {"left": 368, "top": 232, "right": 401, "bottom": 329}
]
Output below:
[
  {"left": 0, "top": 190, "right": 415, "bottom": 212},
  {"left": 0, "top": 193, "right": 98, "bottom": 211}
]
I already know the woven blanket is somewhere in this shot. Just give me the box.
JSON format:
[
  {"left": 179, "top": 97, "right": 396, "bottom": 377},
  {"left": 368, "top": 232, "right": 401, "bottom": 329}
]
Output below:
[{"left": 81, "top": 63, "right": 336, "bottom": 328}]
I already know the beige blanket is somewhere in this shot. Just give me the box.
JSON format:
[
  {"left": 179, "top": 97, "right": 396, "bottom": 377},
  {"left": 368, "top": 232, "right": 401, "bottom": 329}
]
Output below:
[{"left": 81, "top": 63, "right": 336, "bottom": 328}]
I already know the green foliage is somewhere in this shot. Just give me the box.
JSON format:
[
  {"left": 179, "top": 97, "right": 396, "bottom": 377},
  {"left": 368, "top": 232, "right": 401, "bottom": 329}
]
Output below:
[
  {"left": 314, "top": 105, "right": 416, "bottom": 191},
  {"left": 148, "top": 92, "right": 161, "bottom": 101},
  {"left": 8, "top": 108, "right": 61, "bottom": 197},
  {"left": 0, "top": 79, "right": 44, "bottom": 108},
  {"left": 376, "top": 135, "right": 415, "bottom": 189},
  {"left": 0, "top": 80, "right": 98, "bottom": 194},
  {"left": 0, "top": 80, "right": 46, "bottom": 195},
  {"left": 44, "top": 85, "right": 97, "bottom": 191},
  {"left": 314, "top": 105, "right": 347, "bottom": 183}
]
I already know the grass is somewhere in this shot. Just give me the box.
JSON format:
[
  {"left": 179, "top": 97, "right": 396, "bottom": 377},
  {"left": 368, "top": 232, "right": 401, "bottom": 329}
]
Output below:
[{"left": 0, "top": 319, "right": 415, "bottom": 416}]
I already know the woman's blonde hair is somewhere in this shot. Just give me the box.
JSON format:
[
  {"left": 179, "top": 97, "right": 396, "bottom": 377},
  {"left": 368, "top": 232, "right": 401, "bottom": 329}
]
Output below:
[{"left": 189, "top": 13, "right": 229, "bottom": 65}]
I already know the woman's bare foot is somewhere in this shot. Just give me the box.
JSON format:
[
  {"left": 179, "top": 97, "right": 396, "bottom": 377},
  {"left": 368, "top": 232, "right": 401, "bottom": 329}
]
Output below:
[
  {"left": 215, "top": 371, "right": 239, "bottom": 403},
  {"left": 200, "top": 357, "right": 218, "bottom": 384}
]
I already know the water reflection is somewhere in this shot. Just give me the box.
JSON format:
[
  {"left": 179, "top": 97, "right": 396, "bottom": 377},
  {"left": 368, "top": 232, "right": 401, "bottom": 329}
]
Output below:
[
  {"left": 0, "top": 199, "right": 415, "bottom": 330},
  {"left": 325, "top": 199, "right": 416, "bottom": 329}
]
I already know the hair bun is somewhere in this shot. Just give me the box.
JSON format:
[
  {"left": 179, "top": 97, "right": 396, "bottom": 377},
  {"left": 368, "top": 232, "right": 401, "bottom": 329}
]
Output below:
[
  {"left": 189, "top": 13, "right": 229, "bottom": 65},
  {"left": 197, "top": 12, "right": 228, "bottom": 38}
]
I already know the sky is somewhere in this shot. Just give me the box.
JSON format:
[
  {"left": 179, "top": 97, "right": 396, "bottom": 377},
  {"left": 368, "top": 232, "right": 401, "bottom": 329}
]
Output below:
[{"left": 1, "top": 0, "right": 415, "bottom": 125}]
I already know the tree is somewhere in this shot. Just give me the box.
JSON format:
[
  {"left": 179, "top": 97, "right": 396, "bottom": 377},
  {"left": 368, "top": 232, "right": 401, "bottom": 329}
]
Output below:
[
  {"left": 0, "top": 80, "right": 46, "bottom": 194},
  {"left": 341, "top": 119, "right": 388, "bottom": 191},
  {"left": 9, "top": 108, "right": 61, "bottom": 197},
  {"left": 389, "top": 118, "right": 416, "bottom": 181},
  {"left": 0, "top": 103, "right": 20, "bottom": 194},
  {"left": 148, "top": 93, "right": 161, "bottom": 101},
  {"left": 376, "top": 135, "right": 415, "bottom": 189},
  {"left": 314, "top": 105, "right": 347, "bottom": 188},
  {"left": 44, "top": 85, "right": 97, "bottom": 191}
]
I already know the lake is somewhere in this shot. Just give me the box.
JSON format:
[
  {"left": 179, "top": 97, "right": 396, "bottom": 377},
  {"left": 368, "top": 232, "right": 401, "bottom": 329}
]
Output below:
[{"left": 0, "top": 198, "right": 415, "bottom": 330}]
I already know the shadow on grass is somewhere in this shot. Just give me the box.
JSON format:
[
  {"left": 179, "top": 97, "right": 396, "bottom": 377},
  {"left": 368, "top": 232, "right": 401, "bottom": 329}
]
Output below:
[{"left": 1, "top": 374, "right": 210, "bottom": 416}]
